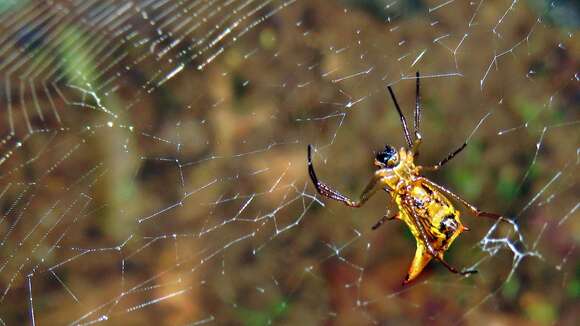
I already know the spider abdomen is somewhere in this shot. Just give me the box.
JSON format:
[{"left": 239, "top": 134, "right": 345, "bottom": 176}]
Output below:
[
  {"left": 398, "top": 182, "right": 464, "bottom": 250},
  {"left": 394, "top": 181, "right": 467, "bottom": 282}
]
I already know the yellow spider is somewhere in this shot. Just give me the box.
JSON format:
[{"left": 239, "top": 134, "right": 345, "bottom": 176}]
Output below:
[{"left": 307, "top": 72, "right": 502, "bottom": 284}]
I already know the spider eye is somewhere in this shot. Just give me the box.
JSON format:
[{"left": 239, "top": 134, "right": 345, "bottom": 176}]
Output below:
[{"left": 376, "top": 145, "right": 398, "bottom": 167}]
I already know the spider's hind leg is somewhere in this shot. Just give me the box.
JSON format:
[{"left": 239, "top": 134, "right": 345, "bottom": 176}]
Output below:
[
  {"left": 435, "top": 253, "right": 478, "bottom": 276},
  {"left": 418, "top": 177, "right": 503, "bottom": 222}
]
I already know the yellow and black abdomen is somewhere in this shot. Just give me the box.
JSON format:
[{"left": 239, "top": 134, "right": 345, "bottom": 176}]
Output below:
[{"left": 396, "top": 182, "right": 465, "bottom": 253}]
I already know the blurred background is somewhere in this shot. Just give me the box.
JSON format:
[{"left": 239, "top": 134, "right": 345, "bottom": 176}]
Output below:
[{"left": 0, "top": 0, "right": 578, "bottom": 325}]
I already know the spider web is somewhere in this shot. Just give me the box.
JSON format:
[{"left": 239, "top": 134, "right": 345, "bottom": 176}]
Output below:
[{"left": 0, "top": 0, "right": 578, "bottom": 324}]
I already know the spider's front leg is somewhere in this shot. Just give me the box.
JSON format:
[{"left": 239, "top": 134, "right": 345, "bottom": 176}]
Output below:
[
  {"left": 307, "top": 144, "right": 380, "bottom": 207},
  {"left": 419, "top": 142, "right": 467, "bottom": 172},
  {"left": 411, "top": 133, "right": 422, "bottom": 157}
]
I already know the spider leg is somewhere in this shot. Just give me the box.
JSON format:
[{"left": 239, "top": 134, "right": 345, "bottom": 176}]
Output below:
[
  {"left": 420, "top": 142, "right": 467, "bottom": 171},
  {"left": 389, "top": 72, "right": 423, "bottom": 155},
  {"left": 411, "top": 134, "right": 423, "bottom": 157},
  {"left": 412, "top": 72, "right": 423, "bottom": 157},
  {"left": 308, "top": 145, "right": 380, "bottom": 207},
  {"left": 371, "top": 213, "right": 399, "bottom": 230},
  {"left": 434, "top": 253, "right": 477, "bottom": 276},
  {"left": 414, "top": 71, "right": 421, "bottom": 140},
  {"left": 418, "top": 177, "right": 503, "bottom": 220},
  {"left": 387, "top": 85, "right": 413, "bottom": 149}
]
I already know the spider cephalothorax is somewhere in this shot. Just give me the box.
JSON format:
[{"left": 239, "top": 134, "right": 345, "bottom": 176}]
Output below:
[{"left": 307, "top": 72, "right": 502, "bottom": 284}]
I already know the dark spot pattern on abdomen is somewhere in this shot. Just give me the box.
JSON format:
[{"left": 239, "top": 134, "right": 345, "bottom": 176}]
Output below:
[{"left": 439, "top": 214, "right": 458, "bottom": 239}]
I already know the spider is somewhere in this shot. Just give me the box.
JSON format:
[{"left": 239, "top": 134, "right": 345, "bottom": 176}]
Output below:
[{"left": 307, "top": 72, "right": 502, "bottom": 284}]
